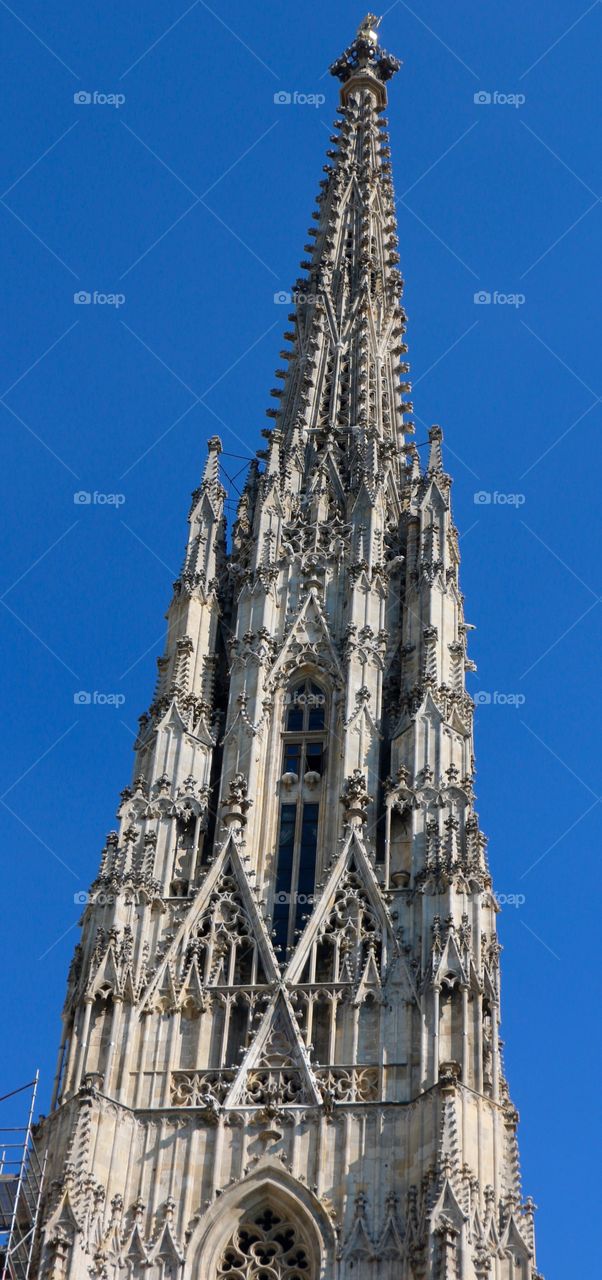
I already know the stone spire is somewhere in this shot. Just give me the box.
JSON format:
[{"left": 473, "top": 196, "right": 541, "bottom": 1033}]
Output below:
[
  {"left": 263, "top": 12, "right": 411, "bottom": 481},
  {"left": 35, "top": 18, "right": 543, "bottom": 1280}
]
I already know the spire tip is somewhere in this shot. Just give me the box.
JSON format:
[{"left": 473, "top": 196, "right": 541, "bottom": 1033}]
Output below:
[
  {"left": 200, "top": 434, "right": 223, "bottom": 492},
  {"left": 330, "top": 14, "right": 401, "bottom": 102}
]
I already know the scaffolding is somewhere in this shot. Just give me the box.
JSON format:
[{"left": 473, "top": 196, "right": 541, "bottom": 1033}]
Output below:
[{"left": 0, "top": 1074, "right": 46, "bottom": 1280}]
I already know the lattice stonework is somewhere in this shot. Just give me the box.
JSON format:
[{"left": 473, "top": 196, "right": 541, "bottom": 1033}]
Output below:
[
  {"left": 315, "top": 1065, "right": 380, "bottom": 1102},
  {"left": 171, "top": 1069, "right": 234, "bottom": 1106},
  {"left": 217, "top": 1208, "right": 313, "bottom": 1279}
]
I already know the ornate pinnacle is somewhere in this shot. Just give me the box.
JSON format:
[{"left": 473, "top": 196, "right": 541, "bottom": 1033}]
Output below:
[
  {"left": 200, "top": 434, "right": 222, "bottom": 483},
  {"left": 330, "top": 14, "right": 401, "bottom": 103},
  {"left": 427, "top": 424, "right": 444, "bottom": 474}
]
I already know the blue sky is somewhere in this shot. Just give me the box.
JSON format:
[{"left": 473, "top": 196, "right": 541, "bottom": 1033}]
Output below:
[{"left": 1, "top": 2, "right": 600, "bottom": 1273}]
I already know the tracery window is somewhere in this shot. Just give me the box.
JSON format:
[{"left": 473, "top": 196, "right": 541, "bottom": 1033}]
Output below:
[
  {"left": 273, "top": 679, "right": 326, "bottom": 958},
  {"left": 217, "top": 1208, "right": 313, "bottom": 1279},
  {"left": 187, "top": 868, "right": 266, "bottom": 987},
  {"left": 298, "top": 862, "right": 382, "bottom": 986}
]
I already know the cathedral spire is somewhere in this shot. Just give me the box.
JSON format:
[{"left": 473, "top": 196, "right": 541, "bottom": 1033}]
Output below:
[
  {"left": 257, "top": 12, "right": 412, "bottom": 597},
  {"left": 35, "top": 20, "right": 543, "bottom": 1280}
]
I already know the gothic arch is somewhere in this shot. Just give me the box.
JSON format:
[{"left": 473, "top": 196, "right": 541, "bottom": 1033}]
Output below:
[
  {"left": 276, "top": 667, "right": 332, "bottom": 717},
  {"left": 185, "top": 1165, "right": 335, "bottom": 1279},
  {"left": 284, "top": 669, "right": 328, "bottom": 697}
]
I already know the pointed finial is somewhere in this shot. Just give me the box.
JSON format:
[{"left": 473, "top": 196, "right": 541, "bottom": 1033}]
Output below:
[
  {"left": 201, "top": 435, "right": 222, "bottom": 489},
  {"left": 403, "top": 441, "right": 421, "bottom": 482},
  {"left": 427, "top": 424, "right": 444, "bottom": 474},
  {"left": 266, "top": 428, "right": 283, "bottom": 478},
  {"left": 206, "top": 434, "right": 222, "bottom": 463},
  {"left": 330, "top": 15, "right": 401, "bottom": 107}
]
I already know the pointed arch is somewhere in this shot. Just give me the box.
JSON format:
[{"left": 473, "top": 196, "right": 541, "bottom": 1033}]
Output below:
[
  {"left": 185, "top": 1164, "right": 335, "bottom": 1279},
  {"left": 140, "top": 832, "right": 279, "bottom": 1014},
  {"left": 266, "top": 589, "right": 345, "bottom": 690},
  {"left": 224, "top": 987, "right": 321, "bottom": 1108},
  {"left": 285, "top": 828, "right": 399, "bottom": 986}
]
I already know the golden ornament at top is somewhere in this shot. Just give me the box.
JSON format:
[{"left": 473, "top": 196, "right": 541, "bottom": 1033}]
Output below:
[{"left": 358, "top": 13, "right": 382, "bottom": 42}]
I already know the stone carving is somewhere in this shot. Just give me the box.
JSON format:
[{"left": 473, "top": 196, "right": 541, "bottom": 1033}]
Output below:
[
  {"left": 341, "top": 769, "right": 370, "bottom": 822},
  {"left": 315, "top": 1065, "right": 379, "bottom": 1103},
  {"left": 171, "top": 1070, "right": 233, "bottom": 1108}
]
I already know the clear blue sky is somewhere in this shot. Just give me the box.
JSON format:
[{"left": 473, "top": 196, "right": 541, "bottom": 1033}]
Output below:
[{"left": 1, "top": 3, "right": 600, "bottom": 1273}]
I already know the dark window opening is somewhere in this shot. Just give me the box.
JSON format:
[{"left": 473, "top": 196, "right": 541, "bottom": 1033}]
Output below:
[
  {"left": 305, "top": 742, "right": 324, "bottom": 775},
  {"left": 283, "top": 742, "right": 303, "bottom": 775},
  {"left": 285, "top": 680, "right": 326, "bottom": 732},
  {"left": 225, "top": 1000, "right": 249, "bottom": 1065},
  {"left": 273, "top": 679, "right": 327, "bottom": 961}
]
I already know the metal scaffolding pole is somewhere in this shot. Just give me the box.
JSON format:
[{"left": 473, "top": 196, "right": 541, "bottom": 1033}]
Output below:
[{"left": 0, "top": 1074, "right": 47, "bottom": 1280}]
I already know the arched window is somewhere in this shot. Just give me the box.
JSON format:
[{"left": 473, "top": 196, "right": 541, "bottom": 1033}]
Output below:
[
  {"left": 217, "top": 1206, "right": 314, "bottom": 1278},
  {"left": 272, "top": 679, "right": 327, "bottom": 960}
]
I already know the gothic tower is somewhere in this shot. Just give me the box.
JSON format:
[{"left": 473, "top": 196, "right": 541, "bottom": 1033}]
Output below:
[{"left": 37, "top": 16, "right": 543, "bottom": 1280}]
